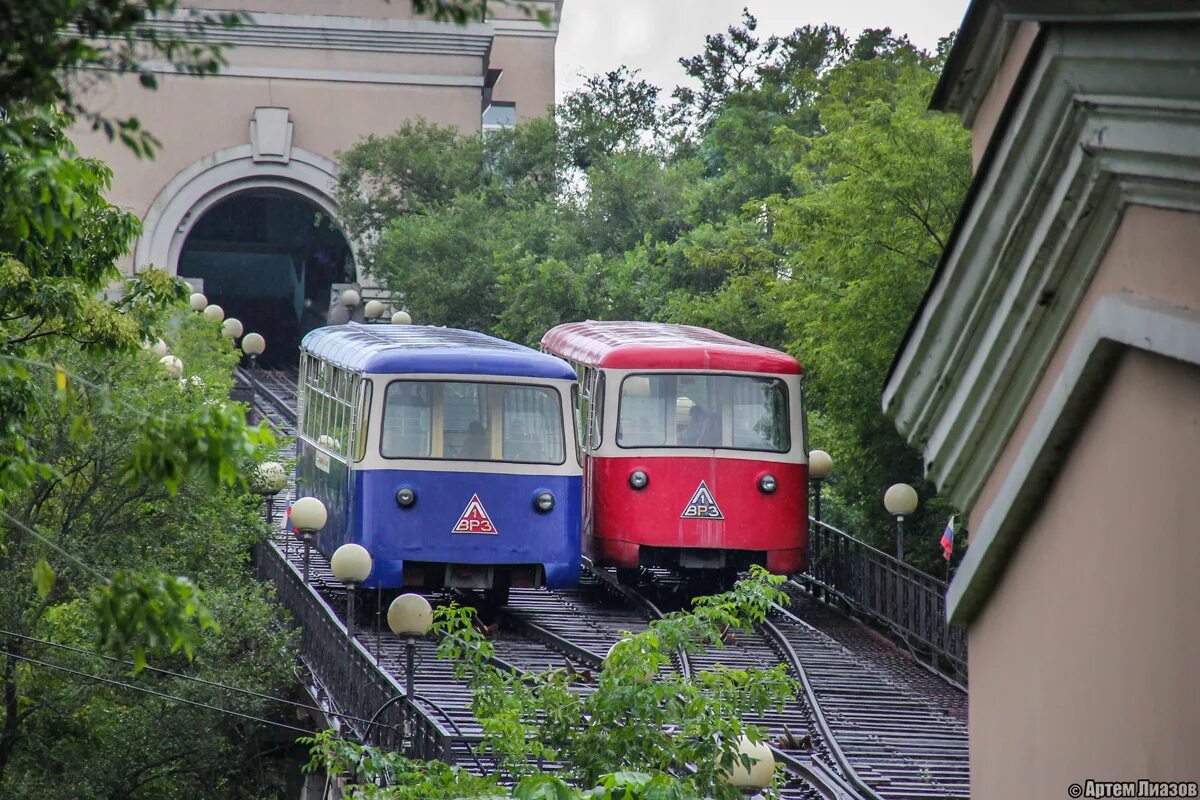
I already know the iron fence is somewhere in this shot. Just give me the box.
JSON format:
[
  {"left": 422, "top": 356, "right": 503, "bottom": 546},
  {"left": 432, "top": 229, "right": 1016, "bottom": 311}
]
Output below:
[
  {"left": 804, "top": 518, "right": 967, "bottom": 680},
  {"left": 255, "top": 540, "right": 456, "bottom": 760}
]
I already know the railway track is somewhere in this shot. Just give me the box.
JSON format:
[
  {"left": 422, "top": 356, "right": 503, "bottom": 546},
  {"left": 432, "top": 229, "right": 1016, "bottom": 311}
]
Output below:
[{"left": 241, "top": 367, "right": 969, "bottom": 799}]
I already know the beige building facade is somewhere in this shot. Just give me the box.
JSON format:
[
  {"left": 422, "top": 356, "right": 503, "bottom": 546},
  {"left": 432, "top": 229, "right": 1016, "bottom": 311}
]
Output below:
[
  {"left": 885, "top": 2, "right": 1200, "bottom": 798},
  {"left": 75, "top": 1, "right": 560, "bottom": 356}
]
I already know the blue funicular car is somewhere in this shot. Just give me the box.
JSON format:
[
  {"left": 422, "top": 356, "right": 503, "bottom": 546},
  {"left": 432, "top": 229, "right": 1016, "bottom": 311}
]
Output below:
[{"left": 296, "top": 322, "right": 582, "bottom": 603}]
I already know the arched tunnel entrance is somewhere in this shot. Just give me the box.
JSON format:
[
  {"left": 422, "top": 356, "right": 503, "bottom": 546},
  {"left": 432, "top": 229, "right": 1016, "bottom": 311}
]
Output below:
[{"left": 178, "top": 189, "right": 354, "bottom": 367}]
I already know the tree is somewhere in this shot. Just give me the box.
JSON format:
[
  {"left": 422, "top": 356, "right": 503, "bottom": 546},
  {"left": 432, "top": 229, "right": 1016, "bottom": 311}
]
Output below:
[
  {"left": 0, "top": 313, "right": 297, "bottom": 796},
  {"left": 336, "top": 14, "right": 971, "bottom": 569},
  {"left": 765, "top": 34, "right": 970, "bottom": 557},
  {"left": 558, "top": 67, "right": 664, "bottom": 169},
  {"left": 304, "top": 568, "right": 796, "bottom": 799}
]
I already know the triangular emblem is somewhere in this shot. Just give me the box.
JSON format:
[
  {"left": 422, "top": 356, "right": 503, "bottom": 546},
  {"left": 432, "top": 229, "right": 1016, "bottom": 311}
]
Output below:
[
  {"left": 452, "top": 494, "right": 499, "bottom": 535},
  {"left": 681, "top": 481, "right": 724, "bottom": 520}
]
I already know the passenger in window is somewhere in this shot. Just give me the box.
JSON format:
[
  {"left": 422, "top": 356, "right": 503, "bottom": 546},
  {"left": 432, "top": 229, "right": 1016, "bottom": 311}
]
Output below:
[
  {"left": 459, "top": 421, "right": 490, "bottom": 460},
  {"left": 683, "top": 407, "right": 722, "bottom": 447}
]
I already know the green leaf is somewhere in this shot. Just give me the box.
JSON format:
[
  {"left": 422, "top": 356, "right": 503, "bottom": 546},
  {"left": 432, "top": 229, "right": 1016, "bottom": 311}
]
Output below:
[{"left": 33, "top": 558, "right": 55, "bottom": 599}]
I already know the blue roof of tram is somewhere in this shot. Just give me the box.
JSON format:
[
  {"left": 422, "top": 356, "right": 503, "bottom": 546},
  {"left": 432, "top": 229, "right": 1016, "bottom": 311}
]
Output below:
[{"left": 300, "top": 323, "right": 576, "bottom": 379}]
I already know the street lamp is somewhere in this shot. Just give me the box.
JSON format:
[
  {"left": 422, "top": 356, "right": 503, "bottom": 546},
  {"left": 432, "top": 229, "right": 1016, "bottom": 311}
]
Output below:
[
  {"left": 189, "top": 292, "right": 208, "bottom": 312},
  {"left": 202, "top": 304, "right": 224, "bottom": 323},
  {"left": 221, "top": 317, "right": 243, "bottom": 339},
  {"left": 241, "top": 332, "right": 266, "bottom": 420},
  {"left": 340, "top": 289, "right": 361, "bottom": 309},
  {"left": 388, "top": 592, "right": 433, "bottom": 735},
  {"left": 391, "top": 310, "right": 412, "bottom": 325},
  {"left": 145, "top": 338, "right": 169, "bottom": 357},
  {"left": 331, "top": 544, "right": 373, "bottom": 641},
  {"left": 158, "top": 355, "right": 183, "bottom": 378},
  {"left": 290, "top": 496, "right": 327, "bottom": 583},
  {"left": 884, "top": 483, "right": 918, "bottom": 562},
  {"left": 250, "top": 461, "right": 287, "bottom": 524},
  {"left": 808, "top": 449, "right": 832, "bottom": 524},
  {"left": 725, "top": 735, "right": 775, "bottom": 792},
  {"left": 364, "top": 300, "right": 385, "bottom": 322}
]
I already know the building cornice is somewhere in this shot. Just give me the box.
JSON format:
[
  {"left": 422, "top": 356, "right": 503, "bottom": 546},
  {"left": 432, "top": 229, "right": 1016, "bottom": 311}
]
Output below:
[
  {"left": 946, "top": 292, "right": 1200, "bottom": 624},
  {"left": 884, "top": 25, "right": 1200, "bottom": 514},
  {"left": 932, "top": 1, "right": 1200, "bottom": 116},
  {"left": 141, "top": 9, "right": 495, "bottom": 56}
]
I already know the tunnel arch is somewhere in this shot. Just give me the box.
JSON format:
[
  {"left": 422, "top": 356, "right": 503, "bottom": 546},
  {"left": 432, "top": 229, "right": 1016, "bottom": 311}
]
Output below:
[
  {"left": 177, "top": 188, "right": 354, "bottom": 365},
  {"left": 135, "top": 146, "right": 358, "bottom": 365}
]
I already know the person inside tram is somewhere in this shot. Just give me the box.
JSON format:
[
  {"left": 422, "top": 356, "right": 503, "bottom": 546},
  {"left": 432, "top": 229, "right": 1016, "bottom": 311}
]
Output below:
[
  {"left": 682, "top": 406, "right": 722, "bottom": 447},
  {"left": 459, "top": 420, "right": 490, "bottom": 460}
]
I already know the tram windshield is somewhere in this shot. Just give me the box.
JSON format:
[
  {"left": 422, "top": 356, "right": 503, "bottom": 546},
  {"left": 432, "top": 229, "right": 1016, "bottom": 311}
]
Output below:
[
  {"left": 616, "top": 373, "right": 789, "bottom": 452},
  {"left": 381, "top": 380, "right": 566, "bottom": 465}
]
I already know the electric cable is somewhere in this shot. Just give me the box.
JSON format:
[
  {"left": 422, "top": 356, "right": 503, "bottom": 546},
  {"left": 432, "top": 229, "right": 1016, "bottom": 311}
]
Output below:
[{"left": 1, "top": 647, "right": 314, "bottom": 736}]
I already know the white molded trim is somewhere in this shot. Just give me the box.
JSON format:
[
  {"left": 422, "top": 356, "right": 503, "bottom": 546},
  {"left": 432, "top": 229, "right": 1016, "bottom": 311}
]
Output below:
[
  {"left": 143, "top": 10, "right": 494, "bottom": 56},
  {"left": 946, "top": 293, "right": 1200, "bottom": 624},
  {"left": 134, "top": 145, "right": 354, "bottom": 278},
  {"left": 884, "top": 24, "right": 1200, "bottom": 512}
]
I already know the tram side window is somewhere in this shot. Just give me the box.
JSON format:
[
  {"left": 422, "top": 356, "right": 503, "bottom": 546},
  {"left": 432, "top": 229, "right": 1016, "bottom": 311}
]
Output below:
[
  {"left": 353, "top": 379, "right": 372, "bottom": 461},
  {"left": 381, "top": 384, "right": 432, "bottom": 458}
]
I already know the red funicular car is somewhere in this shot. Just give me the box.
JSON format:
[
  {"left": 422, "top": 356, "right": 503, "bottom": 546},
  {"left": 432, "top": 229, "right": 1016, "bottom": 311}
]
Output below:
[{"left": 542, "top": 321, "right": 807, "bottom": 585}]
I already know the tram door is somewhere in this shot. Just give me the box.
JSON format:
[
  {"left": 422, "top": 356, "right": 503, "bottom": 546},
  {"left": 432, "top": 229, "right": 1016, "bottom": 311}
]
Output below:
[{"left": 579, "top": 368, "right": 604, "bottom": 556}]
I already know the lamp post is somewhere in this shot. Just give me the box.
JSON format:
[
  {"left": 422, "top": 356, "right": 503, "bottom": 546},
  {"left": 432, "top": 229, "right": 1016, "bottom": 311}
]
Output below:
[
  {"left": 158, "top": 355, "right": 184, "bottom": 378},
  {"left": 250, "top": 461, "right": 287, "bottom": 524},
  {"left": 364, "top": 300, "right": 385, "bottom": 322},
  {"left": 290, "top": 496, "right": 327, "bottom": 583},
  {"left": 202, "top": 304, "right": 224, "bottom": 323},
  {"left": 331, "top": 544, "right": 373, "bottom": 641},
  {"left": 241, "top": 332, "right": 266, "bottom": 420},
  {"left": 390, "top": 310, "right": 412, "bottom": 325},
  {"left": 884, "top": 483, "right": 919, "bottom": 563},
  {"left": 725, "top": 735, "right": 775, "bottom": 794},
  {"left": 189, "top": 292, "right": 208, "bottom": 312},
  {"left": 808, "top": 449, "right": 832, "bottom": 524},
  {"left": 388, "top": 593, "right": 433, "bottom": 747},
  {"left": 221, "top": 317, "right": 243, "bottom": 339}
]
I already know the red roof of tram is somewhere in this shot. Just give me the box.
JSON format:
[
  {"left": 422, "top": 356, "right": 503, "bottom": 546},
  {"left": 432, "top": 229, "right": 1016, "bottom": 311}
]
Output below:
[{"left": 541, "top": 321, "right": 802, "bottom": 374}]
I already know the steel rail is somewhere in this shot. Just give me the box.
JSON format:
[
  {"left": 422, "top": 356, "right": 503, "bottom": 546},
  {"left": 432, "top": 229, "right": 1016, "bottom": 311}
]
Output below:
[
  {"left": 761, "top": 609, "right": 885, "bottom": 800},
  {"left": 581, "top": 556, "right": 692, "bottom": 680},
  {"left": 581, "top": 559, "right": 855, "bottom": 800}
]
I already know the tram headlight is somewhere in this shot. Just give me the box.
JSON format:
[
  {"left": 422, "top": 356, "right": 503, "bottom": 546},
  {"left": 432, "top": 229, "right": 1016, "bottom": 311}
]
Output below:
[
  {"left": 758, "top": 473, "right": 777, "bottom": 494},
  {"left": 395, "top": 486, "right": 416, "bottom": 508},
  {"left": 534, "top": 491, "right": 555, "bottom": 513},
  {"left": 629, "top": 470, "right": 648, "bottom": 490}
]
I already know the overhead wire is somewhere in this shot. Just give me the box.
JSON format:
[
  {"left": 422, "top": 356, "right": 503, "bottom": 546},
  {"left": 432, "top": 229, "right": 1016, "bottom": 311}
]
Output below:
[
  {"left": 1, "top": 648, "right": 315, "bottom": 736},
  {"left": 0, "top": 628, "right": 406, "bottom": 734}
]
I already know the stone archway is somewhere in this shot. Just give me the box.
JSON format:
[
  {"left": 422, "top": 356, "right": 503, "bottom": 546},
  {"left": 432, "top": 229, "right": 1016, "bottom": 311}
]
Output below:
[
  {"left": 177, "top": 188, "right": 354, "bottom": 365},
  {"left": 134, "top": 144, "right": 354, "bottom": 279},
  {"left": 134, "top": 143, "right": 359, "bottom": 365}
]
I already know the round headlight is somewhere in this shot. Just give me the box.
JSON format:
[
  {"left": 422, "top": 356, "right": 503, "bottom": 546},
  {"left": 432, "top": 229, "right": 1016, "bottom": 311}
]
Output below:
[
  {"left": 534, "top": 491, "right": 554, "bottom": 513},
  {"left": 629, "top": 470, "right": 648, "bottom": 490},
  {"left": 396, "top": 486, "right": 416, "bottom": 508},
  {"left": 758, "top": 474, "right": 777, "bottom": 494}
]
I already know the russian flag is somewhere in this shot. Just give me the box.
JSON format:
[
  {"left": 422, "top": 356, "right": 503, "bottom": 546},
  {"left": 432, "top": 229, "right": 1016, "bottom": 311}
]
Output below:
[{"left": 940, "top": 516, "right": 955, "bottom": 561}]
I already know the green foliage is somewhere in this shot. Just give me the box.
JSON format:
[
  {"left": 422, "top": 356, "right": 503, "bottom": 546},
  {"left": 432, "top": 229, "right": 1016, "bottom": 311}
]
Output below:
[
  {"left": 0, "top": 319, "right": 297, "bottom": 796},
  {"left": 310, "top": 568, "right": 794, "bottom": 799},
  {"left": 92, "top": 571, "right": 218, "bottom": 672},
  {"left": 339, "top": 13, "right": 969, "bottom": 564}
]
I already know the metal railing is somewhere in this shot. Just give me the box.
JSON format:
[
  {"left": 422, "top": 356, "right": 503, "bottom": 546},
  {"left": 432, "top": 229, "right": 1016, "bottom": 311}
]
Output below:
[
  {"left": 255, "top": 539, "right": 456, "bottom": 760},
  {"left": 803, "top": 518, "right": 967, "bottom": 680}
]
